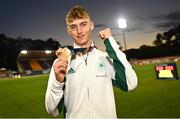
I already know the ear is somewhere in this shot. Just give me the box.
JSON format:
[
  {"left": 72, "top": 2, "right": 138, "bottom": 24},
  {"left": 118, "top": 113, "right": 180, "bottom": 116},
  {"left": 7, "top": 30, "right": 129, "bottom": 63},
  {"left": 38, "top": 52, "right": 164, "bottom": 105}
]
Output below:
[
  {"left": 91, "top": 21, "right": 94, "bottom": 31},
  {"left": 67, "top": 27, "right": 70, "bottom": 35}
]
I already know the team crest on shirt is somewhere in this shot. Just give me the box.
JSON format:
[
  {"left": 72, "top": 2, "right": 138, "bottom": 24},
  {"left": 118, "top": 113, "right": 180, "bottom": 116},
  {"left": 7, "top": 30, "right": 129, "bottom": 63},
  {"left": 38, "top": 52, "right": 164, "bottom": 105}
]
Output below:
[{"left": 97, "top": 61, "right": 106, "bottom": 72}]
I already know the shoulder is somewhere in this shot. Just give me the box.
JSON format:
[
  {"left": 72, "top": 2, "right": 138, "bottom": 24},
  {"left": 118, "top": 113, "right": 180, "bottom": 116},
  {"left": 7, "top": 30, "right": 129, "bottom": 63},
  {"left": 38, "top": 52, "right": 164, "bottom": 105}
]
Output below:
[
  {"left": 94, "top": 48, "right": 108, "bottom": 57},
  {"left": 93, "top": 48, "right": 113, "bottom": 63}
]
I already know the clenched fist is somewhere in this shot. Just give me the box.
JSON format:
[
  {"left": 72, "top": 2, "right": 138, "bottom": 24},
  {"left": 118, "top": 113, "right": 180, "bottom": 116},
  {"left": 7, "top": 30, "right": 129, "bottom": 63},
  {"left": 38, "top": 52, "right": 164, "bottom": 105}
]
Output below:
[
  {"left": 54, "top": 57, "right": 68, "bottom": 83},
  {"left": 98, "top": 28, "right": 112, "bottom": 40}
]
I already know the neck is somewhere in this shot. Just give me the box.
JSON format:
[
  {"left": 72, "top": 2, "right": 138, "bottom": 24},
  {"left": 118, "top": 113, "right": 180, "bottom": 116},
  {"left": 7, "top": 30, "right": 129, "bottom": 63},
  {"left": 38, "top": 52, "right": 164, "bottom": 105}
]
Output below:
[
  {"left": 74, "top": 39, "right": 92, "bottom": 48},
  {"left": 81, "top": 39, "right": 92, "bottom": 48}
]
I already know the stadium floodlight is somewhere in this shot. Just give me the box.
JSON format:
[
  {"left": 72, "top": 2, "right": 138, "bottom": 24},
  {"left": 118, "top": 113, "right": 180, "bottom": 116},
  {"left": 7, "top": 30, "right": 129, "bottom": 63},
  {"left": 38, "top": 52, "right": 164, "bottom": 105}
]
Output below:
[
  {"left": 21, "top": 50, "right": 27, "bottom": 54},
  {"left": 118, "top": 18, "right": 127, "bottom": 29},
  {"left": 118, "top": 17, "right": 127, "bottom": 50},
  {"left": 45, "top": 50, "right": 52, "bottom": 54}
]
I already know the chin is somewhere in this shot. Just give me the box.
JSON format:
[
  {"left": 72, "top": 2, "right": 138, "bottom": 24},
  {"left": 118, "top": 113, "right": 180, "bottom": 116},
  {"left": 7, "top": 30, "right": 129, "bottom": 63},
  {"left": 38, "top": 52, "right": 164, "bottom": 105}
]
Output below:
[
  {"left": 76, "top": 40, "right": 87, "bottom": 46},
  {"left": 79, "top": 42, "right": 87, "bottom": 46}
]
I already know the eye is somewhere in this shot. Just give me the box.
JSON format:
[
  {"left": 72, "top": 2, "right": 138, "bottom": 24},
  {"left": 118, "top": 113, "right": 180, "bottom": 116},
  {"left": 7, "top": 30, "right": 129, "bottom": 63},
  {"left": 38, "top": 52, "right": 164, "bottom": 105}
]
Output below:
[
  {"left": 81, "top": 22, "right": 87, "bottom": 27},
  {"left": 69, "top": 25, "right": 77, "bottom": 30}
]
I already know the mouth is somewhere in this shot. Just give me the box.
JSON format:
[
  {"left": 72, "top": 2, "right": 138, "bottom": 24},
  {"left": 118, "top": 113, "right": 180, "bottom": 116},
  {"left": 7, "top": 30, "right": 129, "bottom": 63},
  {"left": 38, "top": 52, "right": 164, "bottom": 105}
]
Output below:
[{"left": 77, "top": 35, "right": 85, "bottom": 39}]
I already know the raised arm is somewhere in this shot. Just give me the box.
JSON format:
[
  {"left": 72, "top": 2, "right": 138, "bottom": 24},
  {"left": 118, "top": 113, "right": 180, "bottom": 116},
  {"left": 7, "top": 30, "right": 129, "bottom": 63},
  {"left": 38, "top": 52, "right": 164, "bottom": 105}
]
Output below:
[{"left": 99, "top": 28, "right": 138, "bottom": 92}]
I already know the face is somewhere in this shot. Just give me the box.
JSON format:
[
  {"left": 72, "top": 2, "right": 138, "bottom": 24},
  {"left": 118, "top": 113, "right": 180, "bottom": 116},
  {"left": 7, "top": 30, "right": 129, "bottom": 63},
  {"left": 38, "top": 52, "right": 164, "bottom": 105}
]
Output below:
[{"left": 67, "top": 18, "right": 94, "bottom": 47}]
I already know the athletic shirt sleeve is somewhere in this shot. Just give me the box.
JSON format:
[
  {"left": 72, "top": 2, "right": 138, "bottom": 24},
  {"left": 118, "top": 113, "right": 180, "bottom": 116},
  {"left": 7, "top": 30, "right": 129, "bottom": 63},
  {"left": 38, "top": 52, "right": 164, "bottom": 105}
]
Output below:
[
  {"left": 104, "top": 36, "right": 138, "bottom": 92},
  {"left": 45, "top": 59, "right": 65, "bottom": 117}
]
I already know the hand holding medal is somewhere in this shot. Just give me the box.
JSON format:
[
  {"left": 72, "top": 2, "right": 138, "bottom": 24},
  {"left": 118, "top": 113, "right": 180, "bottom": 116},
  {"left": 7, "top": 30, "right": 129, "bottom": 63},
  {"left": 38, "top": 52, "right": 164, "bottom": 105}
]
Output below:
[{"left": 53, "top": 47, "right": 71, "bottom": 83}]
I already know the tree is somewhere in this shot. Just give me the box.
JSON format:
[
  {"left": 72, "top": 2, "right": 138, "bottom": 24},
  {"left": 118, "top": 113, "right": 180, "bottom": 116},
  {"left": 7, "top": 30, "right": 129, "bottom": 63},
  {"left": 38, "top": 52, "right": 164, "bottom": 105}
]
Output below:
[{"left": 153, "top": 33, "right": 163, "bottom": 46}]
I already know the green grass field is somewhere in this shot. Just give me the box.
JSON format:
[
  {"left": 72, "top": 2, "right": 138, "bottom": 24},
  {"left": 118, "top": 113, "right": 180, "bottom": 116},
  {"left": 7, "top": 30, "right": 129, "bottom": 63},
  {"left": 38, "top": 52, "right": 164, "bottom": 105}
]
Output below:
[{"left": 0, "top": 62, "right": 180, "bottom": 118}]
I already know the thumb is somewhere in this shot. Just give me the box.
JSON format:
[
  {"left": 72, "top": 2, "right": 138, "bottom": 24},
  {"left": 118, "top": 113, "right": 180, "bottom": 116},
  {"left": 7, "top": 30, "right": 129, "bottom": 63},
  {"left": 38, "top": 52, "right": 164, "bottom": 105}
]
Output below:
[{"left": 98, "top": 32, "right": 105, "bottom": 40}]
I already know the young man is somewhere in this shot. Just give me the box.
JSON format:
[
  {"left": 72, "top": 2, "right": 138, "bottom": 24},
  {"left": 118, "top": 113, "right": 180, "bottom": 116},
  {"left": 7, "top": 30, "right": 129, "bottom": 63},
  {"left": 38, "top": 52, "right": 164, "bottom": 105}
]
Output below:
[{"left": 45, "top": 5, "right": 138, "bottom": 119}]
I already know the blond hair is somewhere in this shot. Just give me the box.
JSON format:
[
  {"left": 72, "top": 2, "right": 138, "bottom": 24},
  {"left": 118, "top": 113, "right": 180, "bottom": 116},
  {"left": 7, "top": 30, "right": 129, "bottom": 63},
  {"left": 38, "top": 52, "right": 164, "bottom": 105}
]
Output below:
[{"left": 65, "top": 5, "right": 91, "bottom": 24}]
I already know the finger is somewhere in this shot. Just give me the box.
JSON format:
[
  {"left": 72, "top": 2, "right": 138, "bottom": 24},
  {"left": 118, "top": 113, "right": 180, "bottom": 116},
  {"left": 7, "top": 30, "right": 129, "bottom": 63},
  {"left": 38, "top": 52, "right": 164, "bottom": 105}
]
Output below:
[
  {"left": 98, "top": 32, "right": 105, "bottom": 39},
  {"left": 60, "top": 64, "right": 68, "bottom": 69},
  {"left": 59, "top": 60, "right": 68, "bottom": 68},
  {"left": 56, "top": 66, "right": 66, "bottom": 75},
  {"left": 58, "top": 57, "right": 68, "bottom": 64},
  {"left": 60, "top": 68, "right": 66, "bottom": 74},
  {"left": 54, "top": 66, "right": 67, "bottom": 75},
  {"left": 54, "top": 63, "right": 67, "bottom": 73},
  {"left": 54, "top": 58, "right": 68, "bottom": 68}
]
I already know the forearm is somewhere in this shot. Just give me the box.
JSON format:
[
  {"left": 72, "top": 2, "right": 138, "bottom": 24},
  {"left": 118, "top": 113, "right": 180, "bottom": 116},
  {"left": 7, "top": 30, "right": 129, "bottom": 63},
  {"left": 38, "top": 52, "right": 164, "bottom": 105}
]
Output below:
[
  {"left": 45, "top": 62, "right": 65, "bottom": 117},
  {"left": 104, "top": 36, "right": 138, "bottom": 92}
]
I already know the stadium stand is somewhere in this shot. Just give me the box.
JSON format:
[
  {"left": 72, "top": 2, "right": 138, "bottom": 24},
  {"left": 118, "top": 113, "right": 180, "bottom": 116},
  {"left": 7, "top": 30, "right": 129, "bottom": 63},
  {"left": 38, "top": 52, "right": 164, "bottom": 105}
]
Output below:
[
  {"left": 17, "top": 50, "right": 56, "bottom": 75},
  {"left": 129, "top": 55, "right": 180, "bottom": 65},
  {"left": 29, "top": 60, "right": 42, "bottom": 71},
  {"left": 20, "top": 61, "right": 32, "bottom": 70},
  {"left": 38, "top": 60, "right": 50, "bottom": 69}
]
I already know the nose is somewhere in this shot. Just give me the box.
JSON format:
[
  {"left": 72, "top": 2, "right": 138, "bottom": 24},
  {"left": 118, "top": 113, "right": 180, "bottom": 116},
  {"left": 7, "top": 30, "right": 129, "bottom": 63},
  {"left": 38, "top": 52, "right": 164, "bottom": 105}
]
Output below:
[{"left": 77, "top": 26, "right": 82, "bottom": 34}]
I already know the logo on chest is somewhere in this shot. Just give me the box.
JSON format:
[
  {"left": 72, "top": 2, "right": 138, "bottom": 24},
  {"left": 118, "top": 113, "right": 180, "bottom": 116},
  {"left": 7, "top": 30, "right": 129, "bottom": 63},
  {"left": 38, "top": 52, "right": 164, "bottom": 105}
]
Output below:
[
  {"left": 67, "top": 68, "right": 76, "bottom": 74},
  {"left": 97, "top": 61, "right": 106, "bottom": 72}
]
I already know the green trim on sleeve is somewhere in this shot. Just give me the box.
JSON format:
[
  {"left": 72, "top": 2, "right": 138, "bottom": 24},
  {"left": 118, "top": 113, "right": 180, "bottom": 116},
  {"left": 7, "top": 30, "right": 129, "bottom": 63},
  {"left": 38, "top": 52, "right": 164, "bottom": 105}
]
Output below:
[
  {"left": 57, "top": 77, "right": 66, "bottom": 118},
  {"left": 104, "top": 38, "right": 128, "bottom": 92},
  {"left": 57, "top": 96, "right": 66, "bottom": 118}
]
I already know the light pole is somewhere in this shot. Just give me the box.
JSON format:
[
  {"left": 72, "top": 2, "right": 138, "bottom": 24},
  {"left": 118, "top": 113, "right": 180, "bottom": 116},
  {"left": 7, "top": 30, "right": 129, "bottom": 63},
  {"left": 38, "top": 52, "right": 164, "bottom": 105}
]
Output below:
[{"left": 118, "top": 18, "right": 127, "bottom": 51}]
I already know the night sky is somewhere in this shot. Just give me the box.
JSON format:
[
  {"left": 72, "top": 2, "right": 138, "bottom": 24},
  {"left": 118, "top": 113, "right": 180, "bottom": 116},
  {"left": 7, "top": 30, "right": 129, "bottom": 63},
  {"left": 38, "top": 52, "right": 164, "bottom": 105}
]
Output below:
[{"left": 1, "top": 0, "right": 180, "bottom": 50}]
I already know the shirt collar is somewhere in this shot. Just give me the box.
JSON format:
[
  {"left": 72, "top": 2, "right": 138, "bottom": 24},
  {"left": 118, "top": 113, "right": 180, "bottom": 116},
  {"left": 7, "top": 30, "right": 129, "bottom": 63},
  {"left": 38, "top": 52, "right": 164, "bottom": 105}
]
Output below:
[{"left": 73, "top": 42, "right": 95, "bottom": 48}]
